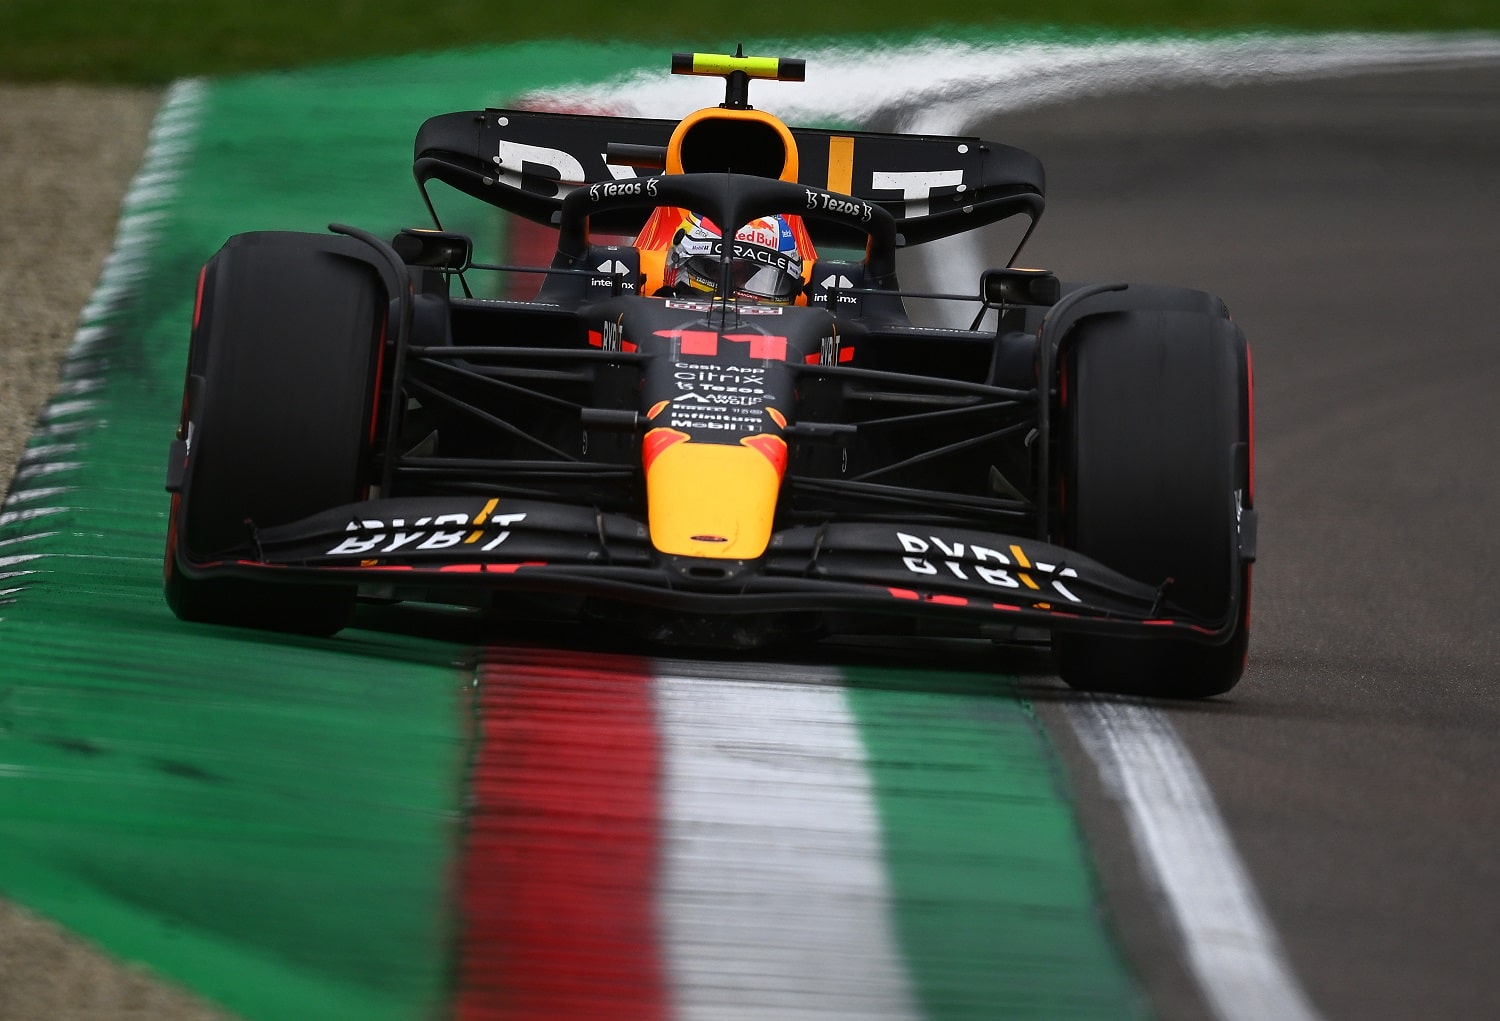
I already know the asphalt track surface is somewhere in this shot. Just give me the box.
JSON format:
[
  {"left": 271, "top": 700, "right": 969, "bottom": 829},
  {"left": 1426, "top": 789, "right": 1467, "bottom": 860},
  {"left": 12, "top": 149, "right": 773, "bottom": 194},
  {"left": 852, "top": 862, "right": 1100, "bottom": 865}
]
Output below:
[{"left": 968, "top": 62, "right": 1500, "bottom": 1020}]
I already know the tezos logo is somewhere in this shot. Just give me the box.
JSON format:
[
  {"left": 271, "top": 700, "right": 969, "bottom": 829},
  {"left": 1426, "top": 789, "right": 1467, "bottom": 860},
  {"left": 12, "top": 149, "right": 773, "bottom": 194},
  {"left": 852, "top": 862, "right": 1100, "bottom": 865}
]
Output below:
[
  {"left": 589, "top": 177, "right": 659, "bottom": 202},
  {"left": 805, "top": 189, "right": 873, "bottom": 222}
]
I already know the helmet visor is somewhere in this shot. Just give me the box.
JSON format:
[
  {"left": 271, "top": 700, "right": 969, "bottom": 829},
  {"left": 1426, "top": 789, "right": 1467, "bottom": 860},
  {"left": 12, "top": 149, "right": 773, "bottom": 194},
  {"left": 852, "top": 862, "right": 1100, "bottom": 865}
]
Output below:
[{"left": 680, "top": 242, "right": 802, "bottom": 302}]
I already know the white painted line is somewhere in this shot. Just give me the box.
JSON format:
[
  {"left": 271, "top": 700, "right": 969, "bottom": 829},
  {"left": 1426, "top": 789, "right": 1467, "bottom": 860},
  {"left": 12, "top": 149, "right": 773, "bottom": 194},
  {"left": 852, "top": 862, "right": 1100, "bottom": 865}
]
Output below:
[
  {"left": 1067, "top": 698, "right": 1323, "bottom": 1021},
  {"left": 655, "top": 666, "right": 918, "bottom": 1021},
  {"left": 2, "top": 487, "right": 74, "bottom": 507},
  {"left": 0, "top": 508, "right": 68, "bottom": 528},
  {"left": 530, "top": 33, "right": 1500, "bottom": 125},
  {"left": 0, "top": 533, "right": 58, "bottom": 550},
  {"left": 38, "top": 400, "right": 100, "bottom": 421},
  {"left": 53, "top": 378, "right": 105, "bottom": 397},
  {"left": 14, "top": 461, "right": 83, "bottom": 481},
  {"left": 18, "top": 444, "right": 81, "bottom": 463},
  {"left": 29, "top": 420, "right": 89, "bottom": 440}
]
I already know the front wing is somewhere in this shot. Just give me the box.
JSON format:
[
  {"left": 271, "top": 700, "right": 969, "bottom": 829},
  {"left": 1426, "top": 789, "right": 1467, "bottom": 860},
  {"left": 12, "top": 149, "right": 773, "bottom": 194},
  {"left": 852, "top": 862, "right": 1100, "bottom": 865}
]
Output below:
[{"left": 174, "top": 496, "right": 1243, "bottom": 643}]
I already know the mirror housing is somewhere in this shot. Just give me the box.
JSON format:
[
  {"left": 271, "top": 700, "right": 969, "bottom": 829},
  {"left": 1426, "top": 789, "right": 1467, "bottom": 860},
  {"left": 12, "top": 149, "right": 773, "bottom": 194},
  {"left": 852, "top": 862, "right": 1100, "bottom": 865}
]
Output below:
[
  {"left": 392, "top": 228, "right": 473, "bottom": 271},
  {"left": 982, "top": 267, "right": 1060, "bottom": 307}
]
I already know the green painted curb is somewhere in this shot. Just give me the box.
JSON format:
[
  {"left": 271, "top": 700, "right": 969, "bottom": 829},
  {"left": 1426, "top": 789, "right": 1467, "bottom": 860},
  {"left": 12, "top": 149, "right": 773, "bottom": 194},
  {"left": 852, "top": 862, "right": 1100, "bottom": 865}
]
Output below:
[{"left": 847, "top": 668, "right": 1146, "bottom": 1020}]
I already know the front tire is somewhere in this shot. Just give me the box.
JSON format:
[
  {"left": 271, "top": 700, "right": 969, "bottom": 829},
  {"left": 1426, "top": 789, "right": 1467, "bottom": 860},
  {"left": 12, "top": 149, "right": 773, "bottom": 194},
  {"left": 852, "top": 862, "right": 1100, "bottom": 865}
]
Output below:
[
  {"left": 165, "top": 232, "right": 389, "bottom": 635},
  {"left": 1054, "top": 307, "right": 1252, "bottom": 698}
]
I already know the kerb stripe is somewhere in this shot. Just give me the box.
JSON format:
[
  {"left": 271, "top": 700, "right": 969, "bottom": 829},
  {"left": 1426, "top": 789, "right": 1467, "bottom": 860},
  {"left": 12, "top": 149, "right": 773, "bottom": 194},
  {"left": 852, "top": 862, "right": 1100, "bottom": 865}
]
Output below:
[
  {"left": 456, "top": 646, "right": 665, "bottom": 1020},
  {"left": 655, "top": 662, "right": 919, "bottom": 1020}
]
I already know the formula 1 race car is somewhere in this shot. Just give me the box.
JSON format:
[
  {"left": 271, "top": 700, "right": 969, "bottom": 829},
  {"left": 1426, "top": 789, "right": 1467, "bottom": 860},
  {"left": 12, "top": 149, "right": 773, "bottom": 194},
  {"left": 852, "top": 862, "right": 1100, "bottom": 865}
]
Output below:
[{"left": 164, "top": 50, "right": 1256, "bottom": 698}]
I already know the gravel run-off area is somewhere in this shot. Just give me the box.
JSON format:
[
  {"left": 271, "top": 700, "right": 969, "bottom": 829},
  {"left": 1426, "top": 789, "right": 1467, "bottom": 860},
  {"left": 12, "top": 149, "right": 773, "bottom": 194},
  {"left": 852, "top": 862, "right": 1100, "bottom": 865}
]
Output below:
[{"left": 1, "top": 83, "right": 232, "bottom": 1021}]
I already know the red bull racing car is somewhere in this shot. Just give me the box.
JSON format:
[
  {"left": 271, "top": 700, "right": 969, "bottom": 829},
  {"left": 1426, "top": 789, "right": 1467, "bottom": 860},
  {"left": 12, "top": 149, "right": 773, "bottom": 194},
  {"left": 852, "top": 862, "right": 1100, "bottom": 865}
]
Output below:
[{"left": 164, "top": 50, "right": 1256, "bottom": 698}]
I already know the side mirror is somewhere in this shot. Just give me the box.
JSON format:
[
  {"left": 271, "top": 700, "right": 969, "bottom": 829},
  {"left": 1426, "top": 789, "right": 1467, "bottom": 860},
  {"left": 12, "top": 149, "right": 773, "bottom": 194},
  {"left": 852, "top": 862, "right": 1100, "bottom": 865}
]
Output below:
[
  {"left": 392, "top": 228, "right": 473, "bottom": 271},
  {"left": 981, "top": 267, "right": 1060, "bottom": 307}
]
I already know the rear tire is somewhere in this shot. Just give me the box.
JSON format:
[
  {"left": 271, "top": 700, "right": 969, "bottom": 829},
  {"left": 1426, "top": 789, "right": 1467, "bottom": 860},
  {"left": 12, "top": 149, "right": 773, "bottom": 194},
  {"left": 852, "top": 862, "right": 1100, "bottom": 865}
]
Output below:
[
  {"left": 165, "top": 232, "right": 388, "bottom": 635},
  {"left": 1053, "top": 308, "right": 1252, "bottom": 698}
]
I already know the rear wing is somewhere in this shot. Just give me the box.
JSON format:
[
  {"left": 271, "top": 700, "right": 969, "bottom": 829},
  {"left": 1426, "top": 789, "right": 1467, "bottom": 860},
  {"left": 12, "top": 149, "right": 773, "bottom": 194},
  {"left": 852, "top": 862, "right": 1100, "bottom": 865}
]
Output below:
[{"left": 413, "top": 108, "right": 1046, "bottom": 248}]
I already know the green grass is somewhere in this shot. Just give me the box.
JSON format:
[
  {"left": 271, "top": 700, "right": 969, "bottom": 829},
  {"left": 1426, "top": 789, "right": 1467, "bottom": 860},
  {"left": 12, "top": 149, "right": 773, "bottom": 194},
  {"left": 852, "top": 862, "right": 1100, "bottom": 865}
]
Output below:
[{"left": 1, "top": 0, "right": 1495, "bottom": 84}]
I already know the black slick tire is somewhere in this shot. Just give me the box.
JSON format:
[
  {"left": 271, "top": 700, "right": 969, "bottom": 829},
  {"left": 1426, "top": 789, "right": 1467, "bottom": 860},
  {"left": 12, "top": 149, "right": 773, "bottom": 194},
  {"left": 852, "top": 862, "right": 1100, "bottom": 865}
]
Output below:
[
  {"left": 1054, "top": 308, "right": 1252, "bottom": 698},
  {"left": 164, "top": 232, "right": 388, "bottom": 635}
]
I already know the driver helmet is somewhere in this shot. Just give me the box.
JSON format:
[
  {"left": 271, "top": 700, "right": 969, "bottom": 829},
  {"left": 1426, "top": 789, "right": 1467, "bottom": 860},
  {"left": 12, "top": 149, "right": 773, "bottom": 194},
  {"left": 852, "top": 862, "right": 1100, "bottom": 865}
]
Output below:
[{"left": 663, "top": 212, "right": 804, "bottom": 303}]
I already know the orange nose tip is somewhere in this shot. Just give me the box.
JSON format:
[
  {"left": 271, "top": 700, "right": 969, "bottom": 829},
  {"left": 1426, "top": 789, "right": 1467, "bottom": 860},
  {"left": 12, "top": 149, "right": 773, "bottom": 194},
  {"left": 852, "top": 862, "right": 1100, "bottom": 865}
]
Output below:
[{"left": 643, "top": 431, "right": 787, "bottom": 559}]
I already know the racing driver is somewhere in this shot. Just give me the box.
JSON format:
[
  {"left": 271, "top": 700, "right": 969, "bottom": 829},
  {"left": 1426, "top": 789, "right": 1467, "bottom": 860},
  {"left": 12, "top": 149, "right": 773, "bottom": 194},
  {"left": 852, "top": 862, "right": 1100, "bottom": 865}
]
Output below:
[{"left": 637, "top": 209, "right": 816, "bottom": 304}]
